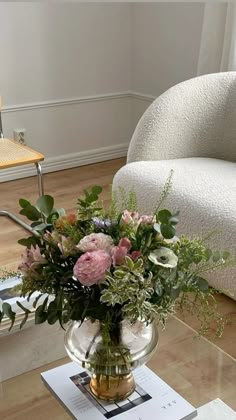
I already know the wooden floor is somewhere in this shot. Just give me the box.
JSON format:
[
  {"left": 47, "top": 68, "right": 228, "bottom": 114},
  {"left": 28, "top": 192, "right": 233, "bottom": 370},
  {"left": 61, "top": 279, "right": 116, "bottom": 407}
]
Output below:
[{"left": 0, "top": 158, "right": 235, "bottom": 359}]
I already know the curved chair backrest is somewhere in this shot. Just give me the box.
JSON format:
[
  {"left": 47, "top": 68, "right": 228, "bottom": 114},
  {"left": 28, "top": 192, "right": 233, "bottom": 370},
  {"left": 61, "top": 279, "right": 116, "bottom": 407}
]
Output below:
[{"left": 127, "top": 72, "right": 236, "bottom": 163}]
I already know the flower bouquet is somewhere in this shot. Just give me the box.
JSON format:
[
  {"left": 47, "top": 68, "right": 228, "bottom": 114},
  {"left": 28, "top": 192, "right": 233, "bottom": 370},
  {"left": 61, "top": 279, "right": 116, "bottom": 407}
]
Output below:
[{"left": 0, "top": 182, "right": 232, "bottom": 401}]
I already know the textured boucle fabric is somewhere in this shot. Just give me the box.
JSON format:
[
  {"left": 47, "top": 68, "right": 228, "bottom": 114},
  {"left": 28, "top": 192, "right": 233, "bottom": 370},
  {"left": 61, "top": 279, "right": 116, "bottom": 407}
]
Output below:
[
  {"left": 113, "top": 158, "right": 236, "bottom": 299},
  {"left": 128, "top": 72, "right": 236, "bottom": 163}
]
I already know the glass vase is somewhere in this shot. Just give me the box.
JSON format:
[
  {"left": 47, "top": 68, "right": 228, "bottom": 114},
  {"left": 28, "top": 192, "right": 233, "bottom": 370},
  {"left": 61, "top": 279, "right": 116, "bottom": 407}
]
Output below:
[{"left": 64, "top": 318, "right": 158, "bottom": 402}]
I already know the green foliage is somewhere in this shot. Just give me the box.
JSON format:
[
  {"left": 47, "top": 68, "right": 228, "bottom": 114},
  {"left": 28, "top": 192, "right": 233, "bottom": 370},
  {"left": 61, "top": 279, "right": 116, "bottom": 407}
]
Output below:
[
  {"left": 77, "top": 186, "right": 103, "bottom": 220},
  {"left": 18, "top": 195, "right": 65, "bottom": 235},
  {"left": 110, "top": 187, "right": 137, "bottom": 216}
]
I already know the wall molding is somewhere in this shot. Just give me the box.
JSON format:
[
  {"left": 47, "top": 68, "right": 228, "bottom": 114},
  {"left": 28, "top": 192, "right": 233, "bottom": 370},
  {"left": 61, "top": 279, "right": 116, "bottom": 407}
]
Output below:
[
  {"left": 131, "top": 91, "right": 156, "bottom": 101},
  {"left": 0, "top": 142, "right": 129, "bottom": 182},
  {"left": 2, "top": 91, "right": 154, "bottom": 113},
  {"left": 1, "top": 92, "right": 154, "bottom": 182}
]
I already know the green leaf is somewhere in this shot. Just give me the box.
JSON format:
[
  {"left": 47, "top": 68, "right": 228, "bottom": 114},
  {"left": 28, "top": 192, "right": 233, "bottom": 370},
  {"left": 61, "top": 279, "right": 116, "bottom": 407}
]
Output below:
[
  {"left": 170, "top": 285, "right": 181, "bottom": 300},
  {"left": 212, "top": 251, "right": 221, "bottom": 262},
  {"left": 47, "top": 208, "right": 66, "bottom": 223},
  {"left": 0, "top": 310, "right": 4, "bottom": 323},
  {"left": 35, "top": 195, "right": 54, "bottom": 217},
  {"left": 33, "top": 294, "right": 44, "bottom": 309},
  {"left": 18, "top": 237, "right": 39, "bottom": 248},
  {"left": 160, "top": 224, "right": 175, "bottom": 239},
  {"left": 91, "top": 186, "right": 102, "bottom": 195},
  {"left": 154, "top": 282, "right": 163, "bottom": 296},
  {"left": 222, "top": 251, "right": 230, "bottom": 260},
  {"left": 35, "top": 296, "right": 48, "bottom": 324},
  {"left": 47, "top": 301, "right": 58, "bottom": 325},
  {"left": 35, "top": 305, "right": 47, "bottom": 324},
  {"left": 2, "top": 302, "right": 16, "bottom": 331},
  {"left": 20, "top": 313, "right": 29, "bottom": 329},
  {"left": 16, "top": 301, "right": 31, "bottom": 314},
  {"left": 33, "top": 222, "right": 48, "bottom": 232},
  {"left": 195, "top": 276, "right": 209, "bottom": 292},
  {"left": 16, "top": 302, "right": 31, "bottom": 329},
  {"left": 158, "top": 209, "right": 172, "bottom": 224},
  {"left": 19, "top": 198, "right": 31, "bottom": 208},
  {"left": 19, "top": 205, "right": 41, "bottom": 221},
  {"left": 124, "top": 256, "right": 134, "bottom": 271},
  {"left": 205, "top": 248, "right": 212, "bottom": 261},
  {"left": 114, "top": 270, "right": 125, "bottom": 279},
  {"left": 86, "top": 193, "right": 98, "bottom": 204}
]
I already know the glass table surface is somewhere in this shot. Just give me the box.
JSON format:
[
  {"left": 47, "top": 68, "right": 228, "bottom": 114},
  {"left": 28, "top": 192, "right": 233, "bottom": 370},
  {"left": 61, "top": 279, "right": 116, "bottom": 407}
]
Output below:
[{"left": 0, "top": 315, "right": 235, "bottom": 419}]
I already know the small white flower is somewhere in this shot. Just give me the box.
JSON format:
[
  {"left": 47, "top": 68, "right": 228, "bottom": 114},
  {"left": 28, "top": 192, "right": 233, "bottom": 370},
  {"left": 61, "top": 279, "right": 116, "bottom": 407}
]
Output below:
[{"left": 148, "top": 247, "right": 178, "bottom": 268}]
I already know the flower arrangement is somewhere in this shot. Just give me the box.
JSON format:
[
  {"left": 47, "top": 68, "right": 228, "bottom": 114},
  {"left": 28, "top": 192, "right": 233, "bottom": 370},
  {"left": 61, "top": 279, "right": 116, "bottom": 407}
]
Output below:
[{"left": 0, "top": 182, "right": 231, "bottom": 339}]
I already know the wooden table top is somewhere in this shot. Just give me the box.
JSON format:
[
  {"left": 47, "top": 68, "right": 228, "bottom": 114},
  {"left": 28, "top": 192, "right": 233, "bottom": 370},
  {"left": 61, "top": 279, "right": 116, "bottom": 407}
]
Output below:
[{"left": 1, "top": 316, "right": 236, "bottom": 420}]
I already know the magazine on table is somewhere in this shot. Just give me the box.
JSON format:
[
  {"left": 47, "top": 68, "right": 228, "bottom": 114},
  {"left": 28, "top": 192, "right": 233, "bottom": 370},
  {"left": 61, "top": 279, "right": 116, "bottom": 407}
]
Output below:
[{"left": 41, "top": 362, "right": 197, "bottom": 420}]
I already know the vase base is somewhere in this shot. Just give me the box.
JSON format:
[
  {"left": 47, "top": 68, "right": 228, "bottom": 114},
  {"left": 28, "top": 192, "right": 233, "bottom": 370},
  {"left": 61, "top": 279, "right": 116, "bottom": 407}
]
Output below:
[{"left": 89, "top": 372, "right": 135, "bottom": 402}]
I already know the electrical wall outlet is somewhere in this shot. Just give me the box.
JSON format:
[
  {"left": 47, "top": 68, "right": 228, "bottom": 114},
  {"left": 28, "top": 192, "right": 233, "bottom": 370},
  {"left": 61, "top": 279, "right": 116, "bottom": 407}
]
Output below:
[{"left": 13, "top": 128, "right": 26, "bottom": 145}]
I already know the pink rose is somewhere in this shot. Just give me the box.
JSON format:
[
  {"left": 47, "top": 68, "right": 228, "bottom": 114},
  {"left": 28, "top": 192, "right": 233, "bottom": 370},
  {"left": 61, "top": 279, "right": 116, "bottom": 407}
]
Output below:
[
  {"left": 73, "top": 250, "right": 111, "bottom": 286},
  {"left": 77, "top": 233, "right": 113, "bottom": 253}
]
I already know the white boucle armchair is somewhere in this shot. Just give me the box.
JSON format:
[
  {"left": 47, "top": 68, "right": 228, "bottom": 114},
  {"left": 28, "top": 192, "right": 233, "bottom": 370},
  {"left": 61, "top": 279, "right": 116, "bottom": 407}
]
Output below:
[{"left": 113, "top": 72, "right": 236, "bottom": 299}]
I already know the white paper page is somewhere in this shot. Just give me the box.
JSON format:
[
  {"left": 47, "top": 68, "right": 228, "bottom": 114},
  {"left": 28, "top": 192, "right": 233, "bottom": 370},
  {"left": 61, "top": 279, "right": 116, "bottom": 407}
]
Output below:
[{"left": 41, "top": 362, "right": 197, "bottom": 420}]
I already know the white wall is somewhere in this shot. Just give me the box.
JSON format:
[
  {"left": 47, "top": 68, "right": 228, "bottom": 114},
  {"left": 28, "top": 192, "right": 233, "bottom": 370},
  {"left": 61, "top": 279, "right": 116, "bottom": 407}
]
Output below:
[
  {"left": 0, "top": 3, "right": 132, "bottom": 180},
  {"left": 0, "top": 3, "right": 206, "bottom": 181},
  {"left": 131, "top": 3, "right": 204, "bottom": 97},
  {"left": 131, "top": 3, "right": 205, "bottom": 127}
]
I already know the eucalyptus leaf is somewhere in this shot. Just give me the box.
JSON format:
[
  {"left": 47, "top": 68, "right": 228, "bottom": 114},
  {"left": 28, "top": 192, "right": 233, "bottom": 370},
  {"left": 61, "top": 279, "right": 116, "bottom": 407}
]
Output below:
[
  {"left": 19, "top": 198, "right": 31, "bottom": 209},
  {"left": 19, "top": 205, "right": 41, "bottom": 221},
  {"left": 18, "top": 237, "right": 39, "bottom": 248},
  {"left": 86, "top": 193, "right": 98, "bottom": 204},
  {"left": 91, "top": 186, "right": 102, "bottom": 195},
  {"left": 157, "top": 209, "right": 172, "bottom": 224},
  {"left": 36, "top": 195, "right": 54, "bottom": 217},
  {"left": 160, "top": 224, "right": 175, "bottom": 239},
  {"left": 195, "top": 276, "right": 209, "bottom": 292},
  {"left": 33, "top": 222, "right": 48, "bottom": 232}
]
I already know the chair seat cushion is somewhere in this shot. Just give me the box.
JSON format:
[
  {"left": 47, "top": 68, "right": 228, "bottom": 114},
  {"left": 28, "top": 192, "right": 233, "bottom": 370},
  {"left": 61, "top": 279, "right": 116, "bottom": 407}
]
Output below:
[
  {"left": 0, "top": 138, "right": 44, "bottom": 169},
  {"left": 113, "top": 157, "right": 236, "bottom": 297}
]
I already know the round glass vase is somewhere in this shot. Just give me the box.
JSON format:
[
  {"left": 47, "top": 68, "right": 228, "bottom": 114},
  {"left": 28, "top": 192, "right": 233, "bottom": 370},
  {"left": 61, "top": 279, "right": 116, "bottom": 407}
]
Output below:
[{"left": 64, "top": 319, "right": 158, "bottom": 402}]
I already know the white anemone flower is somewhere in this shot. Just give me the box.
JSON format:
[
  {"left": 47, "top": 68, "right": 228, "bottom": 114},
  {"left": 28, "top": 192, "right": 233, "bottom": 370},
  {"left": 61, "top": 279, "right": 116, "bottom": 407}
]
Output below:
[{"left": 148, "top": 247, "right": 178, "bottom": 268}]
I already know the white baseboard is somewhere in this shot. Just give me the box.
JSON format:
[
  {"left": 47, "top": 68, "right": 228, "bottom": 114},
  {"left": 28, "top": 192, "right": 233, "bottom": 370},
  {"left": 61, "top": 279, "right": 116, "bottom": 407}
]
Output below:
[{"left": 0, "top": 143, "right": 128, "bottom": 182}]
